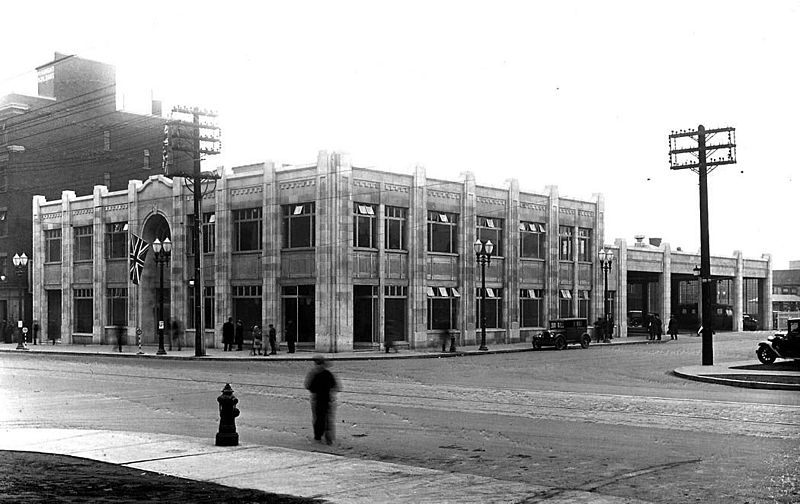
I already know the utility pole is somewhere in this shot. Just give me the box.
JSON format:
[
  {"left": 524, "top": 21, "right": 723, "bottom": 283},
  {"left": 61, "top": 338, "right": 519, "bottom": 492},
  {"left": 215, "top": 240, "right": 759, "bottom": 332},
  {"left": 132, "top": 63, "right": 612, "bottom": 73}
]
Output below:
[
  {"left": 164, "top": 106, "right": 221, "bottom": 357},
  {"left": 669, "top": 125, "right": 736, "bottom": 365}
]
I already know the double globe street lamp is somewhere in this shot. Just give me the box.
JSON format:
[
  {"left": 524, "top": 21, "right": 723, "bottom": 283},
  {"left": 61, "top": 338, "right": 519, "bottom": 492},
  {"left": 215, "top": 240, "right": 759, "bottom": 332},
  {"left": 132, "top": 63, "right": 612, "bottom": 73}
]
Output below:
[
  {"left": 13, "top": 253, "right": 29, "bottom": 350},
  {"left": 152, "top": 238, "right": 172, "bottom": 356},
  {"left": 598, "top": 248, "right": 614, "bottom": 343},
  {"left": 473, "top": 238, "right": 494, "bottom": 352}
]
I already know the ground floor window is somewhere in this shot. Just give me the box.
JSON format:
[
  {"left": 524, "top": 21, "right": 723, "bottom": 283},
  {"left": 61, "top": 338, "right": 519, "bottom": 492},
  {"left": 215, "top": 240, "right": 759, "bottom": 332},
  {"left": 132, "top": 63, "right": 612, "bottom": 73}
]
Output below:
[
  {"left": 74, "top": 288, "right": 93, "bottom": 333},
  {"left": 384, "top": 285, "right": 407, "bottom": 342},
  {"left": 282, "top": 285, "right": 315, "bottom": 343},
  {"left": 427, "top": 286, "right": 460, "bottom": 330},
  {"left": 520, "top": 289, "right": 543, "bottom": 327},
  {"left": 354, "top": 285, "right": 379, "bottom": 344},
  {"left": 559, "top": 289, "right": 572, "bottom": 318},
  {"left": 476, "top": 287, "right": 503, "bottom": 328},
  {"left": 187, "top": 286, "right": 215, "bottom": 329},
  {"left": 233, "top": 285, "right": 262, "bottom": 340},
  {"left": 744, "top": 279, "right": 759, "bottom": 316},
  {"left": 106, "top": 288, "right": 127, "bottom": 326},
  {"left": 578, "top": 290, "right": 591, "bottom": 319}
]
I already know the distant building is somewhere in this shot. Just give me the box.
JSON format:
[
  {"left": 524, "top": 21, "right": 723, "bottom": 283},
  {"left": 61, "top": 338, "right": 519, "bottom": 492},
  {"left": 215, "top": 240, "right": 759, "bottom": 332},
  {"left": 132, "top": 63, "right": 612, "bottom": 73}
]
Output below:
[
  {"left": 0, "top": 52, "right": 166, "bottom": 340},
  {"left": 31, "top": 152, "right": 773, "bottom": 350}
]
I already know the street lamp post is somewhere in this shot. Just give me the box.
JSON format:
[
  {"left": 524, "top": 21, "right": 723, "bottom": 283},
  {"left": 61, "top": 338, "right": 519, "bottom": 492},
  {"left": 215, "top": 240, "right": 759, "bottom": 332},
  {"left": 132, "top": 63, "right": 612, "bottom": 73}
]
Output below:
[
  {"left": 153, "top": 238, "right": 172, "bottom": 356},
  {"left": 473, "top": 238, "right": 494, "bottom": 352},
  {"left": 13, "top": 253, "right": 29, "bottom": 350},
  {"left": 598, "top": 248, "right": 614, "bottom": 343}
]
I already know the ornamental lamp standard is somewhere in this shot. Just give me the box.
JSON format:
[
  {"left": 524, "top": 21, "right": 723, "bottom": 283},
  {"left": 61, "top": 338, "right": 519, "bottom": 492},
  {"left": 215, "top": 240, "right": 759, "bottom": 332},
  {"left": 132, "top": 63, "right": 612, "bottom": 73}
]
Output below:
[
  {"left": 12, "top": 253, "right": 29, "bottom": 350},
  {"left": 152, "top": 238, "right": 172, "bottom": 355},
  {"left": 473, "top": 238, "right": 494, "bottom": 352},
  {"left": 598, "top": 248, "right": 614, "bottom": 343}
]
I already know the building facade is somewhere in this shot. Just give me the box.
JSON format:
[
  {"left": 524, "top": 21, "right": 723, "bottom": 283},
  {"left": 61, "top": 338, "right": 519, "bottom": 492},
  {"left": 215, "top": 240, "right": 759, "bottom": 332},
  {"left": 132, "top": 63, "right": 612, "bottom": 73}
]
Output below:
[
  {"left": 0, "top": 53, "right": 166, "bottom": 340},
  {"left": 31, "top": 152, "right": 773, "bottom": 351},
  {"left": 772, "top": 261, "right": 800, "bottom": 328}
]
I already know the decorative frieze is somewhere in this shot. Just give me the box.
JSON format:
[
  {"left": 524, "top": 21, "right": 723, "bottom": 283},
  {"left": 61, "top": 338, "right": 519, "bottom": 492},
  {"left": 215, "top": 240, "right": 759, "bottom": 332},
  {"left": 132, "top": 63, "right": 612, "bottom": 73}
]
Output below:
[
  {"left": 354, "top": 179, "right": 379, "bottom": 189},
  {"left": 103, "top": 203, "right": 128, "bottom": 212},
  {"left": 279, "top": 179, "right": 316, "bottom": 191},
  {"left": 230, "top": 185, "right": 263, "bottom": 197},
  {"left": 41, "top": 212, "right": 62, "bottom": 220},
  {"left": 520, "top": 202, "right": 547, "bottom": 212},
  {"left": 384, "top": 183, "right": 409, "bottom": 193},
  {"left": 71, "top": 208, "right": 93, "bottom": 216},
  {"left": 578, "top": 210, "right": 595, "bottom": 217},
  {"left": 558, "top": 207, "right": 576, "bottom": 216},
  {"left": 476, "top": 196, "right": 506, "bottom": 206},
  {"left": 428, "top": 189, "right": 461, "bottom": 201}
]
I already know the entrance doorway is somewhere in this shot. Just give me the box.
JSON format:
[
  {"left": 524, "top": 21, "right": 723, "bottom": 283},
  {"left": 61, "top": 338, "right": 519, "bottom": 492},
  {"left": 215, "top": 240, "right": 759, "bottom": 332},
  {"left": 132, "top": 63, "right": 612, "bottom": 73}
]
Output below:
[
  {"left": 46, "top": 291, "right": 61, "bottom": 342},
  {"left": 354, "top": 285, "right": 378, "bottom": 347},
  {"left": 282, "top": 285, "right": 315, "bottom": 347}
]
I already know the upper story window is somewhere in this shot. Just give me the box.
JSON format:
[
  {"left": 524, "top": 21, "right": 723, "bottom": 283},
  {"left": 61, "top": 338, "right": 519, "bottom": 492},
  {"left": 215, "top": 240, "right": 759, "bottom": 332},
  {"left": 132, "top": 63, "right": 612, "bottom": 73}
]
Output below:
[
  {"left": 143, "top": 149, "right": 150, "bottom": 170},
  {"left": 0, "top": 209, "right": 7, "bottom": 237},
  {"left": 74, "top": 225, "right": 93, "bottom": 261},
  {"left": 103, "top": 130, "right": 111, "bottom": 151},
  {"left": 520, "top": 222, "right": 546, "bottom": 259},
  {"left": 559, "top": 226, "right": 573, "bottom": 261},
  {"left": 233, "top": 208, "right": 262, "bottom": 252},
  {"left": 187, "top": 213, "right": 215, "bottom": 254},
  {"left": 577, "top": 227, "right": 592, "bottom": 262},
  {"left": 520, "top": 289, "right": 544, "bottom": 328},
  {"left": 385, "top": 206, "right": 407, "bottom": 251},
  {"left": 477, "top": 216, "right": 504, "bottom": 256},
  {"left": 353, "top": 203, "right": 377, "bottom": 249},
  {"left": 427, "top": 211, "right": 458, "bottom": 254},
  {"left": 45, "top": 229, "right": 62, "bottom": 263},
  {"left": 0, "top": 255, "right": 7, "bottom": 279},
  {"left": 282, "top": 203, "right": 315, "bottom": 249},
  {"left": 104, "top": 222, "right": 127, "bottom": 259}
]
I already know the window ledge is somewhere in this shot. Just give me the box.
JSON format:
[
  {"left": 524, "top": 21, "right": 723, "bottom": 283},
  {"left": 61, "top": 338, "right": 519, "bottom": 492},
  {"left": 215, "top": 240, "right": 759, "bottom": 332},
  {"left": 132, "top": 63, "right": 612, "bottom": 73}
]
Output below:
[{"left": 281, "top": 247, "right": 315, "bottom": 252}]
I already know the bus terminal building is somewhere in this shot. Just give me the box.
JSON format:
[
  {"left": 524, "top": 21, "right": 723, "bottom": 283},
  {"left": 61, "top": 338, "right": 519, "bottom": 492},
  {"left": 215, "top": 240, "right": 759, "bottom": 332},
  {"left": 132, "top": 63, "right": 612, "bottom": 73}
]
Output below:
[{"left": 31, "top": 152, "right": 773, "bottom": 351}]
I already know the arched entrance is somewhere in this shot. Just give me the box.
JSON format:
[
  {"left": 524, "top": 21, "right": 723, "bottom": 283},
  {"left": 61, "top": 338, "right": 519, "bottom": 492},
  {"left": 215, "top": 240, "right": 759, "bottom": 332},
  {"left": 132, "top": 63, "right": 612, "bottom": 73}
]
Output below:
[{"left": 139, "top": 213, "right": 171, "bottom": 345}]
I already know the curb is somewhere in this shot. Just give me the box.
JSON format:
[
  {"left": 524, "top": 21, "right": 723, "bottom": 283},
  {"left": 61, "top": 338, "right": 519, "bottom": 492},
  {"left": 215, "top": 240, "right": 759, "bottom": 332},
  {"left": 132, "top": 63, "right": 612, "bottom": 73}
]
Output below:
[{"left": 671, "top": 368, "right": 800, "bottom": 391}]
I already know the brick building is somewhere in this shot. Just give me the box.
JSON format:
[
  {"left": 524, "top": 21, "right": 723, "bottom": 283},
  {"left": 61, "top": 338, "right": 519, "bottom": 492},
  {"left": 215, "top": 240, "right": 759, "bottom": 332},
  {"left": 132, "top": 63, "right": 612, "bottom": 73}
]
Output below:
[
  {"left": 30, "top": 152, "right": 772, "bottom": 351},
  {"left": 0, "top": 53, "right": 166, "bottom": 340}
]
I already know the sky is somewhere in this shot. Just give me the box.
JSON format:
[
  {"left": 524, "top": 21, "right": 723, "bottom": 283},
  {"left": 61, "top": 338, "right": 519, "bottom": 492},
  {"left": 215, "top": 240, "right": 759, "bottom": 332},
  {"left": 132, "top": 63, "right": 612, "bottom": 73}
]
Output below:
[{"left": 1, "top": 1, "right": 798, "bottom": 269}]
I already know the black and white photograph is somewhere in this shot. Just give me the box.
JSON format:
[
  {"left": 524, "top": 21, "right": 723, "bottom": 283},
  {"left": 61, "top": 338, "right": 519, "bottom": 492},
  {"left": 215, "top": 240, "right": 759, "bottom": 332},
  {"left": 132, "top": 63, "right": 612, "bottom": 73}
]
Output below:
[{"left": 0, "top": 1, "right": 798, "bottom": 503}]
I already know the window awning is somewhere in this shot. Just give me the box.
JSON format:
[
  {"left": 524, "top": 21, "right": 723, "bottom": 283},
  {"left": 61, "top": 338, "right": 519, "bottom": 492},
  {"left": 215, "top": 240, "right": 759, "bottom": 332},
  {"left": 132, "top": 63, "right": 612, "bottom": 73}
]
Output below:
[
  {"left": 293, "top": 205, "right": 304, "bottom": 215},
  {"left": 438, "top": 213, "right": 449, "bottom": 223},
  {"left": 485, "top": 219, "right": 495, "bottom": 228},
  {"left": 451, "top": 287, "right": 460, "bottom": 298},
  {"left": 426, "top": 287, "right": 436, "bottom": 297},
  {"left": 438, "top": 287, "right": 449, "bottom": 297},
  {"left": 560, "top": 289, "right": 572, "bottom": 299}
]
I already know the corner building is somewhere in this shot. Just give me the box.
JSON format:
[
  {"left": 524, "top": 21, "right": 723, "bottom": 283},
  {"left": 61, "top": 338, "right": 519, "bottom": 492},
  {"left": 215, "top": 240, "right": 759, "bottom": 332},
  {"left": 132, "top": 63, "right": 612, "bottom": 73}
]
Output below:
[{"left": 32, "top": 151, "right": 618, "bottom": 351}]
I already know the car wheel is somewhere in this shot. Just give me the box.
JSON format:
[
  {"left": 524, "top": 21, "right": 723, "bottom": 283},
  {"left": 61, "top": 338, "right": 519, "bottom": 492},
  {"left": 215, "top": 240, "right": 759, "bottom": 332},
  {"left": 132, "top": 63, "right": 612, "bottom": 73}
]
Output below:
[
  {"left": 554, "top": 336, "right": 566, "bottom": 350},
  {"left": 532, "top": 340, "right": 542, "bottom": 350},
  {"left": 756, "top": 345, "right": 776, "bottom": 364},
  {"left": 580, "top": 334, "right": 591, "bottom": 349}
]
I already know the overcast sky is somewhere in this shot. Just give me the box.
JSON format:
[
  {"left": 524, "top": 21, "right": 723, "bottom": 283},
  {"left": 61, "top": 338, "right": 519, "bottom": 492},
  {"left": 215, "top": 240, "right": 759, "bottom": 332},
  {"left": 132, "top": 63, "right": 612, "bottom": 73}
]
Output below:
[{"left": 2, "top": 1, "right": 797, "bottom": 269}]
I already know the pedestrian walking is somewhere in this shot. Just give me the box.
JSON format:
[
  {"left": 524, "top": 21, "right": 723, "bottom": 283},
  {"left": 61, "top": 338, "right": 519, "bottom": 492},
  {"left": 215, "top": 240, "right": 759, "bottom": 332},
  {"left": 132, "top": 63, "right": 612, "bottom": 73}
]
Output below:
[
  {"left": 32, "top": 321, "right": 40, "bottom": 345},
  {"left": 286, "top": 320, "right": 296, "bottom": 354},
  {"left": 235, "top": 320, "right": 244, "bottom": 351},
  {"left": 668, "top": 314, "right": 678, "bottom": 340},
  {"left": 304, "top": 356, "right": 340, "bottom": 444},
  {"left": 439, "top": 329, "right": 449, "bottom": 352},
  {"left": 384, "top": 332, "right": 397, "bottom": 353},
  {"left": 171, "top": 319, "right": 184, "bottom": 351},
  {"left": 594, "top": 318, "right": 604, "bottom": 343},
  {"left": 647, "top": 315, "right": 655, "bottom": 340},
  {"left": 654, "top": 314, "right": 663, "bottom": 341},
  {"left": 268, "top": 324, "right": 278, "bottom": 355},
  {"left": 222, "top": 317, "right": 234, "bottom": 351},
  {"left": 115, "top": 324, "right": 125, "bottom": 352},
  {"left": 251, "top": 325, "right": 263, "bottom": 355}
]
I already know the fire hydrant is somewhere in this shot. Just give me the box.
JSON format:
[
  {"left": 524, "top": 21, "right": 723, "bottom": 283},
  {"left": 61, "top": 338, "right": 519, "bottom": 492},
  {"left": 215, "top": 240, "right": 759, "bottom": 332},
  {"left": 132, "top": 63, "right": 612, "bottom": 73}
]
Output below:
[{"left": 215, "top": 383, "right": 239, "bottom": 446}]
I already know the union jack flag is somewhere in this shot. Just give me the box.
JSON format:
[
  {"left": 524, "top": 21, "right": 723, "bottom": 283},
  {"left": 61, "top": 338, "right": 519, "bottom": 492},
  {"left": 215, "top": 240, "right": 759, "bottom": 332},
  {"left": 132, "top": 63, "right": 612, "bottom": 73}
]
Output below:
[{"left": 129, "top": 234, "right": 149, "bottom": 285}]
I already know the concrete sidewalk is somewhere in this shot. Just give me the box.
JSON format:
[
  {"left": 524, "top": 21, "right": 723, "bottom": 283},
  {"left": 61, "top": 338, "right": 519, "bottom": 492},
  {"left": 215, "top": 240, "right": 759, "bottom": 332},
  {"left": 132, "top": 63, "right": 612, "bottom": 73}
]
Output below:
[
  {"left": 0, "top": 428, "right": 652, "bottom": 504},
  {"left": 673, "top": 360, "right": 800, "bottom": 391}
]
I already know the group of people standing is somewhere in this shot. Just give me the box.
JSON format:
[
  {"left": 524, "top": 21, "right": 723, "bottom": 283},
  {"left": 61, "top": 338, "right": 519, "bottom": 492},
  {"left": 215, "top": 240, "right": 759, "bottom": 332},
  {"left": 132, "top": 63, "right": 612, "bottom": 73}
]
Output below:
[
  {"left": 648, "top": 314, "right": 680, "bottom": 340},
  {"left": 221, "top": 317, "right": 285, "bottom": 355}
]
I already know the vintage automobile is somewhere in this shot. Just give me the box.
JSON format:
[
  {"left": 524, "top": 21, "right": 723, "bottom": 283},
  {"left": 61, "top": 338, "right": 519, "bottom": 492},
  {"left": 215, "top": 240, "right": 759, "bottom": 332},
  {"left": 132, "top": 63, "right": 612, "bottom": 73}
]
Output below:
[
  {"left": 532, "top": 318, "right": 591, "bottom": 350},
  {"left": 756, "top": 317, "right": 800, "bottom": 364},
  {"left": 742, "top": 314, "right": 759, "bottom": 331}
]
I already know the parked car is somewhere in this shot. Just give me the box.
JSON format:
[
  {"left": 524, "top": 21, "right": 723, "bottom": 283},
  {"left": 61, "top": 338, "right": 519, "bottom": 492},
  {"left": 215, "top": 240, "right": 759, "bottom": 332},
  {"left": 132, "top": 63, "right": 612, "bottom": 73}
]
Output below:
[
  {"left": 742, "top": 314, "right": 758, "bottom": 331},
  {"left": 532, "top": 318, "right": 591, "bottom": 350},
  {"left": 756, "top": 317, "right": 800, "bottom": 364},
  {"left": 627, "top": 310, "right": 643, "bottom": 328}
]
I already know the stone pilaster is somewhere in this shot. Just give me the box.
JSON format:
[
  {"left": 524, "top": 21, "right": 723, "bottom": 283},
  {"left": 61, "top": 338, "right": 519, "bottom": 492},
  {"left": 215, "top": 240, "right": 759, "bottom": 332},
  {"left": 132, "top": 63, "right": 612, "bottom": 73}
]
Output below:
[
  {"left": 505, "top": 179, "right": 520, "bottom": 342},
  {"left": 31, "top": 195, "right": 46, "bottom": 338},
  {"left": 546, "top": 185, "right": 559, "bottom": 322},
  {"left": 409, "top": 165, "right": 428, "bottom": 348},
  {"left": 92, "top": 185, "right": 107, "bottom": 343},
  {"left": 262, "top": 162, "right": 279, "bottom": 334},
  {"left": 615, "top": 238, "right": 628, "bottom": 337},
  {"left": 377, "top": 201, "right": 386, "bottom": 349},
  {"left": 170, "top": 178, "right": 186, "bottom": 333},
  {"left": 460, "top": 172, "right": 476, "bottom": 345},
  {"left": 662, "top": 242, "right": 672, "bottom": 324},
  {"left": 61, "top": 191, "right": 77, "bottom": 343},
  {"left": 214, "top": 170, "right": 231, "bottom": 347},
  {"left": 733, "top": 250, "right": 744, "bottom": 331},
  {"left": 761, "top": 253, "right": 773, "bottom": 330},
  {"left": 126, "top": 180, "right": 143, "bottom": 345},
  {"left": 592, "top": 193, "right": 605, "bottom": 321}
]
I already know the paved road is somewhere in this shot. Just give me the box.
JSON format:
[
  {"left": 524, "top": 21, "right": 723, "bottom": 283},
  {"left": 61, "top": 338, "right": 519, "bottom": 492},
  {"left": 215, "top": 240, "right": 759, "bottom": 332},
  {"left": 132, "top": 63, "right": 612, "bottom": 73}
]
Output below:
[{"left": 1, "top": 332, "right": 798, "bottom": 503}]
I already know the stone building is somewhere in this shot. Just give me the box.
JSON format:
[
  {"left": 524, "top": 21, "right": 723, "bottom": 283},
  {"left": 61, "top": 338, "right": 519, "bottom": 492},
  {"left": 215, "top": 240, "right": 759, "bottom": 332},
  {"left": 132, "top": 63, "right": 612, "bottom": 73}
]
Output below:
[{"left": 30, "top": 151, "right": 772, "bottom": 351}]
